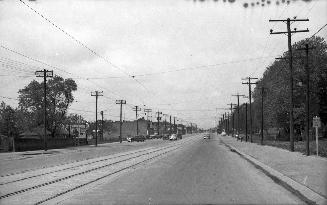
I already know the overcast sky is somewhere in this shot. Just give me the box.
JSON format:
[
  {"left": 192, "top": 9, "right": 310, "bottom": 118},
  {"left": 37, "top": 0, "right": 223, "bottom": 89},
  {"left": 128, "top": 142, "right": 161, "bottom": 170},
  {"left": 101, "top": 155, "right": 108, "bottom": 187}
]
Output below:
[{"left": 0, "top": 0, "right": 326, "bottom": 129}]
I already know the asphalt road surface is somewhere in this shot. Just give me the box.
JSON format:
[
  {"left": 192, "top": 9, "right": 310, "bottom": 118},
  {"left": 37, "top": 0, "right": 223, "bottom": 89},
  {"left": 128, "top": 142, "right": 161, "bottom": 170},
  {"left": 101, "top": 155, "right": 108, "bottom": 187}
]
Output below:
[{"left": 60, "top": 134, "right": 303, "bottom": 205}]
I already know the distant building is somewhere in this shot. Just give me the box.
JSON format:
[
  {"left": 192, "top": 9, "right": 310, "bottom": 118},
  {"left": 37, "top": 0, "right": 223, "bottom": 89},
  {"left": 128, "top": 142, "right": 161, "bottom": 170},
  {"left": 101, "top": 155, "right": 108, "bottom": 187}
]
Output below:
[{"left": 103, "top": 119, "right": 171, "bottom": 140}]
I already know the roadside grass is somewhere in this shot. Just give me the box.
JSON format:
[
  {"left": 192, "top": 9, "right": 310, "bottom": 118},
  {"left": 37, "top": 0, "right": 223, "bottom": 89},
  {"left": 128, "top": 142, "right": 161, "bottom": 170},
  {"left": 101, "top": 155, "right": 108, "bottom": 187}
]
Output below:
[{"left": 241, "top": 135, "right": 327, "bottom": 158}]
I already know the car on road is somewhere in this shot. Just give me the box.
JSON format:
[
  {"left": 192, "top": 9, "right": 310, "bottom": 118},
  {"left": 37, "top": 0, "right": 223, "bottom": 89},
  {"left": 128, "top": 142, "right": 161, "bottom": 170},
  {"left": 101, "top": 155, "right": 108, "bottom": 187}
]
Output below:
[
  {"left": 169, "top": 134, "right": 177, "bottom": 141},
  {"left": 162, "top": 134, "right": 170, "bottom": 140},
  {"left": 221, "top": 131, "right": 226, "bottom": 136},
  {"left": 203, "top": 134, "right": 210, "bottom": 139},
  {"left": 128, "top": 135, "right": 146, "bottom": 142}
]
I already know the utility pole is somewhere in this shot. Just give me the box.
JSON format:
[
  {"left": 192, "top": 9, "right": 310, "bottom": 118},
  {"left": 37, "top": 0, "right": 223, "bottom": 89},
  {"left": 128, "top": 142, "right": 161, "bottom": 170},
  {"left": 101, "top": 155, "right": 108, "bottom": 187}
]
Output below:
[
  {"left": 260, "top": 87, "right": 265, "bottom": 145},
  {"left": 174, "top": 117, "right": 176, "bottom": 134},
  {"left": 226, "top": 113, "right": 230, "bottom": 135},
  {"left": 270, "top": 17, "right": 309, "bottom": 151},
  {"left": 225, "top": 112, "right": 228, "bottom": 134},
  {"left": 245, "top": 102, "right": 248, "bottom": 142},
  {"left": 35, "top": 69, "right": 53, "bottom": 151},
  {"left": 116, "top": 100, "right": 126, "bottom": 143},
  {"left": 144, "top": 108, "right": 152, "bottom": 135},
  {"left": 133, "top": 106, "right": 141, "bottom": 136},
  {"left": 100, "top": 111, "right": 104, "bottom": 141},
  {"left": 163, "top": 114, "right": 168, "bottom": 134},
  {"left": 156, "top": 111, "right": 162, "bottom": 135},
  {"left": 242, "top": 77, "right": 258, "bottom": 142},
  {"left": 232, "top": 93, "right": 245, "bottom": 136},
  {"left": 91, "top": 91, "right": 103, "bottom": 147},
  {"left": 227, "top": 103, "right": 237, "bottom": 137},
  {"left": 297, "top": 43, "right": 315, "bottom": 155},
  {"left": 169, "top": 115, "right": 172, "bottom": 135},
  {"left": 222, "top": 114, "right": 225, "bottom": 133},
  {"left": 216, "top": 108, "right": 229, "bottom": 133}
]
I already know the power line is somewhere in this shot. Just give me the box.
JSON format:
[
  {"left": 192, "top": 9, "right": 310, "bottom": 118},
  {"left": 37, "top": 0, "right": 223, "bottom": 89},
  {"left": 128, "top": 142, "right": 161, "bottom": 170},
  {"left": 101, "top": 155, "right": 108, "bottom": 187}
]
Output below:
[
  {"left": 0, "top": 96, "right": 18, "bottom": 101},
  {"left": 132, "top": 55, "right": 278, "bottom": 77},
  {"left": 309, "top": 23, "right": 327, "bottom": 39},
  {"left": 17, "top": 0, "right": 153, "bottom": 97}
]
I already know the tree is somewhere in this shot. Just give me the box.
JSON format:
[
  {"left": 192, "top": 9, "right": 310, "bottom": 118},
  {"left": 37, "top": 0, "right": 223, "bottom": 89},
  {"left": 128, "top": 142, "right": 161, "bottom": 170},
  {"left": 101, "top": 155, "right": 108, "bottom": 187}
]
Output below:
[
  {"left": 18, "top": 76, "right": 77, "bottom": 136},
  {"left": 252, "top": 36, "right": 327, "bottom": 138},
  {"left": 0, "top": 102, "right": 18, "bottom": 137}
]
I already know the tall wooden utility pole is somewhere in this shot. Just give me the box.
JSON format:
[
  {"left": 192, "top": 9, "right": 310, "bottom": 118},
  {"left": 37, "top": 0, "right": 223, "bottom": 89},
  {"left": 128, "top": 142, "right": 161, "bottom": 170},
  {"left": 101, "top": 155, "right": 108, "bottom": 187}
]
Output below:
[
  {"left": 144, "top": 108, "right": 152, "bottom": 136},
  {"left": 116, "top": 100, "right": 126, "bottom": 143},
  {"left": 35, "top": 69, "right": 53, "bottom": 151},
  {"left": 100, "top": 111, "right": 104, "bottom": 141},
  {"left": 242, "top": 77, "right": 258, "bottom": 142},
  {"left": 91, "top": 91, "right": 103, "bottom": 146},
  {"left": 232, "top": 93, "right": 245, "bottom": 136},
  {"left": 156, "top": 111, "right": 162, "bottom": 135},
  {"left": 133, "top": 106, "right": 141, "bottom": 136},
  {"left": 269, "top": 17, "right": 309, "bottom": 151},
  {"left": 297, "top": 43, "right": 315, "bottom": 155},
  {"left": 260, "top": 87, "right": 265, "bottom": 145},
  {"left": 169, "top": 115, "right": 172, "bottom": 135},
  {"left": 227, "top": 103, "right": 237, "bottom": 137}
]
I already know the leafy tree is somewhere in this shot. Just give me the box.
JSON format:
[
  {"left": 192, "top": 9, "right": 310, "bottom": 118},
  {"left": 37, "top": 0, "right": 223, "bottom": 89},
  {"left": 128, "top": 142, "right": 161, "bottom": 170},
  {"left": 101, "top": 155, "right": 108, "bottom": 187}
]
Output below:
[
  {"left": 0, "top": 102, "right": 18, "bottom": 137},
  {"left": 251, "top": 36, "right": 327, "bottom": 138},
  {"left": 18, "top": 76, "right": 77, "bottom": 136}
]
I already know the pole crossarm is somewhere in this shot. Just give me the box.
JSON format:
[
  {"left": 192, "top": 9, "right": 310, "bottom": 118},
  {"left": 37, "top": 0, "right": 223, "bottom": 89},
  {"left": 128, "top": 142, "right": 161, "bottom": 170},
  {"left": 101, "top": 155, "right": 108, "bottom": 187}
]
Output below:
[
  {"left": 269, "top": 18, "right": 309, "bottom": 22},
  {"left": 270, "top": 29, "right": 309, "bottom": 35},
  {"left": 115, "top": 100, "right": 126, "bottom": 104},
  {"left": 35, "top": 70, "right": 53, "bottom": 77}
]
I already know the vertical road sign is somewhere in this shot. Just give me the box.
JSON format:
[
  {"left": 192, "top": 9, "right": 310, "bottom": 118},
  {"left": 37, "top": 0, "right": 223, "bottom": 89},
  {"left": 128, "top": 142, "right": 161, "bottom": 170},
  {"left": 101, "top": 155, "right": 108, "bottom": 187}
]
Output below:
[{"left": 313, "top": 116, "right": 321, "bottom": 156}]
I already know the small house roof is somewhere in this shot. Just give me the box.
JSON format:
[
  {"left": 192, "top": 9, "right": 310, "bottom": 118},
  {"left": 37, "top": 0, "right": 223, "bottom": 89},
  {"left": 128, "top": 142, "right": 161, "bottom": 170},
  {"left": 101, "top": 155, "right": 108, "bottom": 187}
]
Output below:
[{"left": 20, "top": 127, "right": 51, "bottom": 139}]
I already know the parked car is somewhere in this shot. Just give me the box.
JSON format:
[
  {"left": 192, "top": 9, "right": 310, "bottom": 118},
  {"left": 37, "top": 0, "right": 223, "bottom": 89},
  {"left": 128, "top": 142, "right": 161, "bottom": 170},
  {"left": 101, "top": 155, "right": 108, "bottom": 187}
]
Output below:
[
  {"left": 162, "top": 134, "right": 170, "bottom": 140},
  {"left": 152, "top": 134, "right": 162, "bottom": 139},
  {"left": 127, "top": 136, "right": 133, "bottom": 142},
  {"left": 169, "top": 134, "right": 177, "bottom": 141},
  {"left": 177, "top": 133, "right": 182, "bottom": 140},
  {"left": 221, "top": 131, "right": 226, "bottom": 136},
  {"left": 129, "top": 135, "right": 146, "bottom": 142}
]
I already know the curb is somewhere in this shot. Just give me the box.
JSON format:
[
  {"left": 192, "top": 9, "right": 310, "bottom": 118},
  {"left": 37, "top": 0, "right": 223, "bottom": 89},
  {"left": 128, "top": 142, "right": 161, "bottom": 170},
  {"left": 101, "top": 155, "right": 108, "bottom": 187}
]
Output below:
[{"left": 220, "top": 140, "right": 327, "bottom": 205}]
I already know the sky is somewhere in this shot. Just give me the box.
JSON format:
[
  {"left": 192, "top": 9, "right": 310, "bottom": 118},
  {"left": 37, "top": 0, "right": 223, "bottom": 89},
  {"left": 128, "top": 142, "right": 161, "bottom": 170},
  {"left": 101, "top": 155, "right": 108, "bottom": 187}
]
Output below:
[{"left": 0, "top": 0, "right": 326, "bottom": 129}]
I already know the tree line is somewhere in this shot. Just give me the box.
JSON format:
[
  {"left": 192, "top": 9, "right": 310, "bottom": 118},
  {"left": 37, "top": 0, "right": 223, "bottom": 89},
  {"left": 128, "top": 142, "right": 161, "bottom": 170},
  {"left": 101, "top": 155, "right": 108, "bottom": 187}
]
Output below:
[
  {"left": 0, "top": 76, "right": 82, "bottom": 138},
  {"left": 230, "top": 36, "right": 327, "bottom": 138}
]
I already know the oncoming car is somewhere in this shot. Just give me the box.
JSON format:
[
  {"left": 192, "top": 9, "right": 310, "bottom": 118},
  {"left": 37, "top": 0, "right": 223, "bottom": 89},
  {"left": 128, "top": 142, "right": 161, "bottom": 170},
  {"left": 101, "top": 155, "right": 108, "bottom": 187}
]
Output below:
[
  {"left": 203, "top": 133, "right": 210, "bottom": 139},
  {"left": 169, "top": 134, "right": 177, "bottom": 141}
]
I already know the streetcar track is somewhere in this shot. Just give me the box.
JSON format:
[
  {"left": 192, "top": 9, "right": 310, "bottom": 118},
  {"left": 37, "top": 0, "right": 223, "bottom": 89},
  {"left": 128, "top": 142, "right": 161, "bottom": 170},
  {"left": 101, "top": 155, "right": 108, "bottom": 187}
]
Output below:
[
  {"left": 0, "top": 137, "right": 197, "bottom": 203},
  {"left": 35, "top": 146, "right": 179, "bottom": 205},
  {"left": 0, "top": 146, "right": 156, "bottom": 185},
  {"left": 0, "top": 144, "right": 156, "bottom": 177}
]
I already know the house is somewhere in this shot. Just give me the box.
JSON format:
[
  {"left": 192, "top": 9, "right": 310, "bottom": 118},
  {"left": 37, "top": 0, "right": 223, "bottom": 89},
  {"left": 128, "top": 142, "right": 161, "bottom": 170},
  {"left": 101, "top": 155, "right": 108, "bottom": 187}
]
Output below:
[{"left": 19, "top": 127, "right": 51, "bottom": 139}]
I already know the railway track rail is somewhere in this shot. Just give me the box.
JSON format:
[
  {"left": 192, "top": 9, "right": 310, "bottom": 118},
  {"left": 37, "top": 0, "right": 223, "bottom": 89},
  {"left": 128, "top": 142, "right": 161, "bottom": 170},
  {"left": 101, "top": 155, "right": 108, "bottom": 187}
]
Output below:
[{"left": 0, "top": 136, "right": 198, "bottom": 205}]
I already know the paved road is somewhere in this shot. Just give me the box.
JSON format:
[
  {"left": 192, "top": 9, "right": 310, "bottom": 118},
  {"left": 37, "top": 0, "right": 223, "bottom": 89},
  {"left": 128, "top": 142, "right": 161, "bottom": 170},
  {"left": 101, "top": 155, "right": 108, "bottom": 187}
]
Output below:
[{"left": 61, "top": 134, "right": 303, "bottom": 205}]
